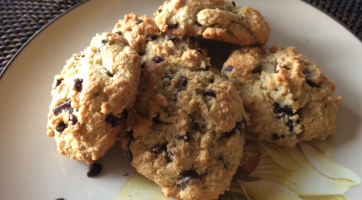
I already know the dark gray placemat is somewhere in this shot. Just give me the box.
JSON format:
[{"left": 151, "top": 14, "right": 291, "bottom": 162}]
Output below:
[
  {"left": 304, "top": 0, "right": 362, "bottom": 40},
  {"left": 0, "top": 0, "right": 361, "bottom": 75},
  {"left": 0, "top": 0, "right": 84, "bottom": 74}
]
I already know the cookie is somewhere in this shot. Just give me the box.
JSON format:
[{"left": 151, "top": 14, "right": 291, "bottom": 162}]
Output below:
[
  {"left": 47, "top": 33, "right": 141, "bottom": 164},
  {"left": 154, "top": 0, "right": 271, "bottom": 46},
  {"left": 112, "top": 13, "right": 205, "bottom": 60},
  {"left": 121, "top": 45, "right": 249, "bottom": 199},
  {"left": 222, "top": 46, "right": 341, "bottom": 148}
]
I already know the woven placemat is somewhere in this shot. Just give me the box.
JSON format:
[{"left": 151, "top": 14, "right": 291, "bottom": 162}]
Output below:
[
  {"left": 0, "top": 0, "right": 361, "bottom": 75},
  {"left": 0, "top": 0, "right": 84, "bottom": 74}
]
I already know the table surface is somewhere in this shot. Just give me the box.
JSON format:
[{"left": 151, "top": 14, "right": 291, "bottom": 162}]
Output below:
[{"left": 0, "top": 0, "right": 361, "bottom": 76}]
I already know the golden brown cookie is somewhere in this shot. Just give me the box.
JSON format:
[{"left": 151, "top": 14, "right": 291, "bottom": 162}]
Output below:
[
  {"left": 120, "top": 42, "right": 249, "bottom": 200},
  {"left": 47, "top": 33, "right": 141, "bottom": 164},
  {"left": 154, "top": 0, "right": 271, "bottom": 46},
  {"left": 222, "top": 46, "right": 341, "bottom": 148}
]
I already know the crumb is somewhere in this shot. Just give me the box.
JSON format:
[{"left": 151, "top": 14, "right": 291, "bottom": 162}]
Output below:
[{"left": 123, "top": 173, "right": 129, "bottom": 176}]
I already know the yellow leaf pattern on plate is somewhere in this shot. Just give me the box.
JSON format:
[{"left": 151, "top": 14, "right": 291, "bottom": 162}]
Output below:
[
  {"left": 300, "top": 142, "right": 360, "bottom": 183},
  {"left": 115, "top": 140, "right": 361, "bottom": 200},
  {"left": 300, "top": 195, "right": 348, "bottom": 200}
]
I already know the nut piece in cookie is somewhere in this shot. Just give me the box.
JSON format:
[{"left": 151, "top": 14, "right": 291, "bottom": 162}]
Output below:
[
  {"left": 222, "top": 46, "right": 341, "bottom": 148},
  {"left": 121, "top": 44, "right": 249, "bottom": 200},
  {"left": 154, "top": 0, "right": 271, "bottom": 46},
  {"left": 47, "top": 33, "right": 141, "bottom": 164}
]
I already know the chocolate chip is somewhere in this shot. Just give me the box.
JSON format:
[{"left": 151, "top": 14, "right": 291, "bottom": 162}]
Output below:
[
  {"left": 190, "top": 119, "right": 199, "bottom": 131},
  {"left": 175, "top": 133, "right": 188, "bottom": 141},
  {"left": 141, "top": 62, "right": 146, "bottom": 69},
  {"left": 152, "top": 115, "right": 163, "bottom": 124},
  {"left": 303, "top": 70, "right": 317, "bottom": 87},
  {"left": 209, "top": 79, "right": 214, "bottom": 83},
  {"left": 179, "top": 170, "right": 200, "bottom": 190},
  {"left": 272, "top": 134, "right": 280, "bottom": 140},
  {"left": 232, "top": 1, "right": 236, "bottom": 6},
  {"left": 53, "top": 100, "right": 73, "bottom": 116},
  {"left": 69, "top": 114, "right": 78, "bottom": 125},
  {"left": 97, "top": 40, "right": 108, "bottom": 52},
  {"left": 138, "top": 52, "right": 145, "bottom": 56},
  {"left": 225, "top": 120, "right": 246, "bottom": 137},
  {"left": 107, "top": 71, "right": 113, "bottom": 77},
  {"left": 283, "top": 106, "right": 293, "bottom": 115},
  {"left": 152, "top": 56, "right": 164, "bottom": 63},
  {"left": 54, "top": 79, "right": 63, "bottom": 87},
  {"left": 252, "top": 63, "right": 262, "bottom": 73},
  {"left": 306, "top": 79, "right": 317, "bottom": 87},
  {"left": 56, "top": 122, "right": 68, "bottom": 132},
  {"left": 196, "top": 49, "right": 203, "bottom": 55},
  {"left": 273, "top": 103, "right": 293, "bottom": 116},
  {"left": 166, "top": 150, "right": 173, "bottom": 162},
  {"left": 87, "top": 163, "right": 102, "bottom": 177},
  {"left": 135, "top": 19, "right": 143, "bottom": 25},
  {"left": 158, "top": 9, "right": 162, "bottom": 13},
  {"left": 116, "top": 31, "right": 122, "bottom": 35},
  {"left": 165, "top": 34, "right": 176, "bottom": 42},
  {"left": 195, "top": 21, "right": 203, "bottom": 26},
  {"left": 151, "top": 143, "right": 167, "bottom": 154},
  {"left": 146, "top": 35, "right": 157, "bottom": 40},
  {"left": 286, "top": 120, "right": 294, "bottom": 131},
  {"left": 223, "top": 65, "right": 234, "bottom": 77},
  {"left": 105, "top": 111, "right": 127, "bottom": 127},
  {"left": 204, "top": 89, "right": 216, "bottom": 98},
  {"left": 273, "top": 103, "right": 283, "bottom": 114},
  {"left": 124, "top": 150, "right": 133, "bottom": 162},
  {"left": 176, "top": 77, "right": 187, "bottom": 94},
  {"left": 168, "top": 23, "right": 178, "bottom": 29},
  {"left": 73, "top": 78, "right": 83, "bottom": 92}
]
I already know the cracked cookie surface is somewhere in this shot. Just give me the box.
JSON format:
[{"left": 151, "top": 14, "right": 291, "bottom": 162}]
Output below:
[
  {"left": 47, "top": 33, "right": 141, "bottom": 164},
  {"left": 222, "top": 46, "right": 341, "bottom": 148},
  {"left": 113, "top": 13, "right": 205, "bottom": 61},
  {"left": 120, "top": 40, "right": 249, "bottom": 199},
  {"left": 154, "top": 0, "right": 271, "bottom": 46}
]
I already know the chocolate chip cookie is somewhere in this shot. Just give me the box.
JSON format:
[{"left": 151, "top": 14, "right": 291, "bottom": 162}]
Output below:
[
  {"left": 113, "top": 13, "right": 205, "bottom": 60},
  {"left": 47, "top": 33, "right": 141, "bottom": 164},
  {"left": 222, "top": 46, "right": 341, "bottom": 148},
  {"left": 154, "top": 0, "right": 271, "bottom": 46},
  {"left": 121, "top": 44, "right": 249, "bottom": 199}
]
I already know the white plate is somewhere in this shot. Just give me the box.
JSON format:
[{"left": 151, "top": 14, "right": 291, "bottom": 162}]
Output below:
[{"left": 0, "top": 0, "right": 361, "bottom": 199}]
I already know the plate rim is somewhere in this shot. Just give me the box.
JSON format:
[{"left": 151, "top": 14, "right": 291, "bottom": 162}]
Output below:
[
  {"left": 300, "top": 0, "right": 362, "bottom": 44},
  {"left": 0, "top": 0, "right": 90, "bottom": 80}
]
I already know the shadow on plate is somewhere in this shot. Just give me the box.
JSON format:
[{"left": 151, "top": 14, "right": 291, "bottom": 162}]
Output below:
[
  {"left": 194, "top": 38, "right": 244, "bottom": 71},
  {"left": 333, "top": 103, "right": 361, "bottom": 146}
]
